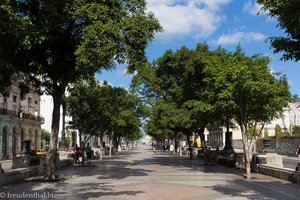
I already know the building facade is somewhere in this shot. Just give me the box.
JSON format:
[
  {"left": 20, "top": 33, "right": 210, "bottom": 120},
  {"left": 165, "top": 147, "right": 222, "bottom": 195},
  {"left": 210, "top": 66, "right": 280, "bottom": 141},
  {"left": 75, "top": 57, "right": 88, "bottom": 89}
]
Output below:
[
  {"left": 205, "top": 102, "right": 300, "bottom": 150},
  {"left": 264, "top": 102, "right": 300, "bottom": 136},
  {"left": 205, "top": 121, "right": 242, "bottom": 150},
  {"left": 0, "top": 81, "right": 44, "bottom": 160}
]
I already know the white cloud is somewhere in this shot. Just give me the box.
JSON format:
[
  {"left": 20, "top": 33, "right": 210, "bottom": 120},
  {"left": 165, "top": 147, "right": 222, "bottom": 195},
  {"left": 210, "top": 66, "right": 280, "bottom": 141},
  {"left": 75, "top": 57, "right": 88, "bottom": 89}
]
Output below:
[
  {"left": 243, "top": 1, "right": 260, "bottom": 15},
  {"left": 243, "top": 1, "right": 270, "bottom": 17},
  {"left": 146, "top": 0, "right": 231, "bottom": 39},
  {"left": 211, "top": 32, "right": 267, "bottom": 46}
]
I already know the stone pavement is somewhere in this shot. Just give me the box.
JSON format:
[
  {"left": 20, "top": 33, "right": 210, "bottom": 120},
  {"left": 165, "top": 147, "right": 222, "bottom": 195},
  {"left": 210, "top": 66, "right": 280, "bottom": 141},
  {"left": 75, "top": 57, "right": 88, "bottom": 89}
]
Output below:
[{"left": 0, "top": 145, "right": 300, "bottom": 200}]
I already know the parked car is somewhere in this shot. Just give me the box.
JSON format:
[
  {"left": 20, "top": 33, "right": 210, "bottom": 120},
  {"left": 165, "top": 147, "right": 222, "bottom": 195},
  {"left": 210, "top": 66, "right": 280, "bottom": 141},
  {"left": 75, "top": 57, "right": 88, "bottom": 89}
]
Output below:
[{"left": 36, "top": 148, "right": 47, "bottom": 155}]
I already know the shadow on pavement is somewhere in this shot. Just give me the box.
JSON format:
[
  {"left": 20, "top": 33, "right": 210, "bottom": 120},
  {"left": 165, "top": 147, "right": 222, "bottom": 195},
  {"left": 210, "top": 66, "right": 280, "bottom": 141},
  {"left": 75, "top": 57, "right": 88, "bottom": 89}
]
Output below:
[
  {"left": 1, "top": 146, "right": 299, "bottom": 200},
  {"left": 210, "top": 179, "right": 300, "bottom": 200}
]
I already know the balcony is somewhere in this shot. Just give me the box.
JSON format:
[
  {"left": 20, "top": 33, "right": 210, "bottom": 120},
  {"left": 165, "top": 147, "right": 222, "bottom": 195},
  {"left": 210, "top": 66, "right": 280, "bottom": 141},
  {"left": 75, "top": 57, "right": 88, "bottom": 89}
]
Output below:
[
  {"left": 0, "top": 108, "right": 18, "bottom": 117},
  {"left": 0, "top": 108, "right": 44, "bottom": 123}
]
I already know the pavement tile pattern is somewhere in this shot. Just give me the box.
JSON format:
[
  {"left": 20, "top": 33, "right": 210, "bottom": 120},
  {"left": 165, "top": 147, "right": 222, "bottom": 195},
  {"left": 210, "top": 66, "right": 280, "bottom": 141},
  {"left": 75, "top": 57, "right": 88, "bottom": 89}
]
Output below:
[{"left": 0, "top": 145, "right": 299, "bottom": 200}]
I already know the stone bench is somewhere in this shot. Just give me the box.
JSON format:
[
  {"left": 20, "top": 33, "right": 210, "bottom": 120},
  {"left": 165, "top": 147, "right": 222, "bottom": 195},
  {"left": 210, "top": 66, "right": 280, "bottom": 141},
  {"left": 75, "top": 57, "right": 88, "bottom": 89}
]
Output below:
[
  {"left": 0, "top": 158, "right": 73, "bottom": 187},
  {"left": 217, "top": 151, "right": 236, "bottom": 167},
  {"left": 0, "top": 166, "right": 39, "bottom": 187}
]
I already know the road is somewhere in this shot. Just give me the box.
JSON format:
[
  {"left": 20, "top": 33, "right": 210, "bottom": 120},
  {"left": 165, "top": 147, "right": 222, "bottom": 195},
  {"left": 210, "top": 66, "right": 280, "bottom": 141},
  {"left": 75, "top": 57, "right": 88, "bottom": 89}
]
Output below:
[{"left": 1, "top": 145, "right": 300, "bottom": 200}]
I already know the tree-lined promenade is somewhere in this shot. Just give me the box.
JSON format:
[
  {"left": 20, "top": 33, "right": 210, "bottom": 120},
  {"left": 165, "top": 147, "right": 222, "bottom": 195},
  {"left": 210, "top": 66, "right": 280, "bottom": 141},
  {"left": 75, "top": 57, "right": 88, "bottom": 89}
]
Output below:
[
  {"left": 131, "top": 44, "right": 290, "bottom": 179},
  {"left": 1, "top": 145, "right": 299, "bottom": 200},
  {"left": 0, "top": 0, "right": 161, "bottom": 179},
  {"left": 0, "top": 0, "right": 299, "bottom": 182}
]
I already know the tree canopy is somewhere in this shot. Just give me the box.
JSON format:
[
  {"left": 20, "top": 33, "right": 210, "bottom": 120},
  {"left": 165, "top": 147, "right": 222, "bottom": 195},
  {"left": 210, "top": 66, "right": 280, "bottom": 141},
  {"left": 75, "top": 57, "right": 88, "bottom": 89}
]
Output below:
[
  {"left": 0, "top": 0, "right": 161, "bottom": 179},
  {"left": 257, "top": 0, "right": 300, "bottom": 61},
  {"left": 203, "top": 46, "right": 290, "bottom": 179},
  {"left": 132, "top": 43, "right": 218, "bottom": 158},
  {"left": 66, "top": 79, "right": 143, "bottom": 152},
  {"left": 133, "top": 42, "right": 290, "bottom": 177}
]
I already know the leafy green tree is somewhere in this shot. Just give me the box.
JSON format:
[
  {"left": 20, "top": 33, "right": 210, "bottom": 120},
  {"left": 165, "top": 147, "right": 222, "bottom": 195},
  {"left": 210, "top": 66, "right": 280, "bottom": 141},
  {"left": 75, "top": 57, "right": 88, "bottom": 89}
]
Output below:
[
  {"left": 41, "top": 129, "right": 51, "bottom": 142},
  {"left": 275, "top": 124, "right": 289, "bottom": 137},
  {"left": 204, "top": 47, "right": 290, "bottom": 179},
  {"left": 66, "top": 79, "right": 111, "bottom": 161},
  {"left": 263, "top": 129, "right": 270, "bottom": 139},
  {"left": 0, "top": 0, "right": 161, "bottom": 179},
  {"left": 275, "top": 124, "right": 283, "bottom": 136},
  {"left": 109, "top": 87, "right": 143, "bottom": 151},
  {"left": 132, "top": 43, "right": 214, "bottom": 158},
  {"left": 145, "top": 101, "right": 191, "bottom": 143},
  {"left": 66, "top": 79, "right": 143, "bottom": 159},
  {"left": 292, "top": 125, "right": 300, "bottom": 137},
  {"left": 257, "top": 0, "right": 300, "bottom": 61}
]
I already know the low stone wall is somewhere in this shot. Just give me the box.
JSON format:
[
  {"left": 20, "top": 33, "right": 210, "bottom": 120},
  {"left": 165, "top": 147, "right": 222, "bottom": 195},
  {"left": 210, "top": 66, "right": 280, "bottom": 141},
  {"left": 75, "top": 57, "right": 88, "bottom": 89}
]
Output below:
[
  {"left": 258, "top": 165, "right": 295, "bottom": 183},
  {"left": 0, "top": 159, "right": 72, "bottom": 187},
  {"left": 228, "top": 152, "right": 300, "bottom": 185},
  {"left": 0, "top": 166, "right": 40, "bottom": 187},
  {"left": 294, "top": 171, "right": 300, "bottom": 184}
]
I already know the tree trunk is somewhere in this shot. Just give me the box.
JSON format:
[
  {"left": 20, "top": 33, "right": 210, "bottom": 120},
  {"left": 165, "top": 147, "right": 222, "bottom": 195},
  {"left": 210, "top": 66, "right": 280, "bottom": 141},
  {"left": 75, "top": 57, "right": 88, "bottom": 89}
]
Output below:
[
  {"left": 186, "top": 133, "right": 193, "bottom": 160},
  {"left": 116, "top": 136, "right": 121, "bottom": 152},
  {"left": 240, "top": 123, "right": 251, "bottom": 179},
  {"left": 100, "top": 135, "right": 103, "bottom": 160},
  {"left": 79, "top": 132, "right": 85, "bottom": 165},
  {"left": 109, "top": 132, "right": 112, "bottom": 157},
  {"left": 45, "top": 87, "right": 64, "bottom": 180},
  {"left": 179, "top": 140, "right": 182, "bottom": 157}
]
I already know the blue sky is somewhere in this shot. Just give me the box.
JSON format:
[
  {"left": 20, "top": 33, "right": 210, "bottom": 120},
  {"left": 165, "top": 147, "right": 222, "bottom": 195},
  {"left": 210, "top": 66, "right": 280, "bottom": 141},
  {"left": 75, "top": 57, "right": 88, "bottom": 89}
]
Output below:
[{"left": 96, "top": 0, "right": 300, "bottom": 96}]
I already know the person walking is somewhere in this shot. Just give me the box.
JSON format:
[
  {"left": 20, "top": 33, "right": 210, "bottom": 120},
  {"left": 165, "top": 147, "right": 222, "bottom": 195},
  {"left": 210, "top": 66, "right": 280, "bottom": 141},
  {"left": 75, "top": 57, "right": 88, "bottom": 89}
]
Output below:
[
  {"left": 85, "top": 143, "right": 92, "bottom": 164},
  {"left": 73, "top": 144, "right": 81, "bottom": 164}
]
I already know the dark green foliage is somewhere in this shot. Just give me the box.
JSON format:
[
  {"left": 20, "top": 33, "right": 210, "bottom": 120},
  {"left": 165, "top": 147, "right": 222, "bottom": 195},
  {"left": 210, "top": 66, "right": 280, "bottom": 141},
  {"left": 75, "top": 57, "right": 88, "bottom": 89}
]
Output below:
[
  {"left": 292, "top": 125, "right": 300, "bottom": 137},
  {"left": 257, "top": 0, "right": 300, "bottom": 61},
  {"left": 41, "top": 129, "right": 51, "bottom": 142},
  {"left": 66, "top": 79, "right": 143, "bottom": 143},
  {"left": 0, "top": 0, "right": 161, "bottom": 178},
  {"left": 275, "top": 124, "right": 289, "bottom": 137}
]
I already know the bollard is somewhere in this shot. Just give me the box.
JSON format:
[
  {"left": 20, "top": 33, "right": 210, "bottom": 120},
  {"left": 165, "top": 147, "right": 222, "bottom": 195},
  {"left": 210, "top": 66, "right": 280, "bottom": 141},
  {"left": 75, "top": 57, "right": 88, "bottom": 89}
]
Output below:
[{"left": 294, "top": 162, "right": 300, "bottom": 184}]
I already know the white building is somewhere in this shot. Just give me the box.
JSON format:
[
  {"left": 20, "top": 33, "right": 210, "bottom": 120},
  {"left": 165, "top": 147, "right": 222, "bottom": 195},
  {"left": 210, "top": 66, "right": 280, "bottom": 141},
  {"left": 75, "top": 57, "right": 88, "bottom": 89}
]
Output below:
[
  {"left": 0, "top": 81, "right": 44, "bottom": 160},
  {"left": 264, "top": 102, "right": 300, "bottom": 136}
]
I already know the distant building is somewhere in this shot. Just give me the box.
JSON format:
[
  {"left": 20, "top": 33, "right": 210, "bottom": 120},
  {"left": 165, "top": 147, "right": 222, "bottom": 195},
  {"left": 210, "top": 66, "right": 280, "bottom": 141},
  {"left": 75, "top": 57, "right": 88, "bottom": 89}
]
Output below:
[
  {"left": 41, "top": 94, "right": 80, "bottom": 148},
  {"left": 205, "top": 121, "right": 242, "bottom": 150},
  {"left": 264, "top": 102, "right": 300, "bottom": 136},
  {"left": 0, "top": 80, "right": 44, "bottom": 160},
  {"left": 205, "top": 102, "right": 300, "bottom": 150}
]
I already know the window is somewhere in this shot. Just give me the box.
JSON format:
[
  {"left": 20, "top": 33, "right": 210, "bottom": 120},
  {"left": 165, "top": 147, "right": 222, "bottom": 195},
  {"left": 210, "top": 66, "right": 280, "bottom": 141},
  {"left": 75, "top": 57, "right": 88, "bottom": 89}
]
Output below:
[{"left": 13, "top": 95, "right": 17, "bottom": 103}]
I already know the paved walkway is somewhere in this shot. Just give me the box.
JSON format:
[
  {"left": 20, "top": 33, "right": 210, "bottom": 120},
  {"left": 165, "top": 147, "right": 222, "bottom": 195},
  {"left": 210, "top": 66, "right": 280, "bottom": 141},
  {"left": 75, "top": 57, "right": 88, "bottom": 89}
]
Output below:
[{"left": 0, "top": 145, "right": 299, "bottom": 200}]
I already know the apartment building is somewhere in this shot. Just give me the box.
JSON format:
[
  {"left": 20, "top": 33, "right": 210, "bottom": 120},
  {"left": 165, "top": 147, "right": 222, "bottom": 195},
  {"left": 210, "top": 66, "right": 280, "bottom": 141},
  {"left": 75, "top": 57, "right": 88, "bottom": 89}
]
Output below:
[
  {"left": 264, "top": 102, "right": 300, "bottom": 136},
  {"left": 0, "top": 81, "right": 44, "bottom": 160}
]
